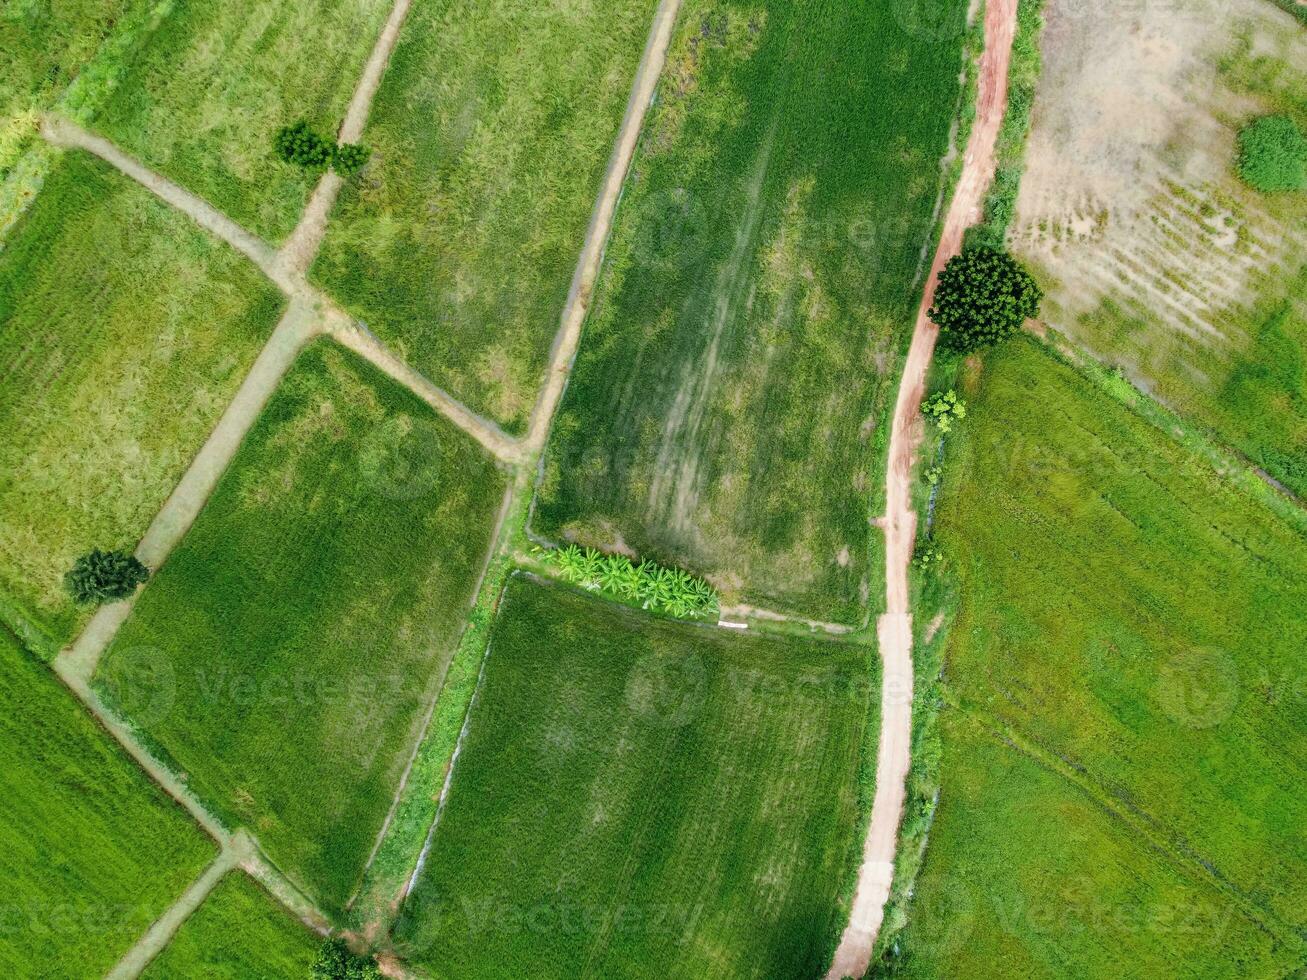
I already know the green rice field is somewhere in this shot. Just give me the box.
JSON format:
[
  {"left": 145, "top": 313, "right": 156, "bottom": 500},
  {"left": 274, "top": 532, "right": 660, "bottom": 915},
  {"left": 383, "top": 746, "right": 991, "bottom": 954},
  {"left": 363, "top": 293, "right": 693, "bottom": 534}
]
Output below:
[
  {"left": 895, "top": 710, "right": 1301, "bottom": 978},
  {"left": 311, "top": 0, "right": 659, "bottom": 431},
  {"left": 532, "top": 0, "right": 966, "bottom": 623},
  {"left": 0, "top": 625, "right": 215, "bottom": 977},
  {"left": 141, "top": 872, "right": 320, "bottom": 978},
  {"left": 394, "top": 574, "right": 876, "bottom": 978},
  {"left": 93, "top": 0, "right": 392, "bottom": 242},
  {"left": 895, "top": 338, "right": 1307, "bottom": 974},
  {"left": 96, "top": 340, "right": 507, "bottom": 915},
  {"left": 0, "top": 152, "right": 282, "bottom": 657}
]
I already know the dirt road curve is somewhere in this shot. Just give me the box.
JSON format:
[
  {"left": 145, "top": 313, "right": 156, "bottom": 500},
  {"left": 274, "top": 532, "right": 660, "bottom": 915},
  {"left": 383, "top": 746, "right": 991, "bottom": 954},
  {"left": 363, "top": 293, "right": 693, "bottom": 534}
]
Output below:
[{"left": 825, "top": 1, "right": 1018, "bottom": 976}]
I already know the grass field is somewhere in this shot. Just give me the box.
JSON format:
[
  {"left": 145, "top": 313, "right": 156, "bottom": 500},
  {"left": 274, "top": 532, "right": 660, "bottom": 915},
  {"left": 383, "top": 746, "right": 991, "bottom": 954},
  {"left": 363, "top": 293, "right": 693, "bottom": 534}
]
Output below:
[
  {"left": 894, "top": 710, "right": 1301, "bottom": 978},
  {"left": 0, "top": 0, "right": 132, "bottom": 126},
  {"left": 895, "top": 338, "right": 1307, "bottom": 973},
  {"left": 141, "top": 872, "right": 320, "bottom": 978},
  {"left": 96, "top": 340, "right": 507, "bottom": 915},
  {"left": 93, "top": 0, "right": 392, "bottom": 242},
  {"left": 0, "top": 152, "right": 282, "bottom": 657},
  {"left": 1011, "top": 0, "right": 1307, "bottom": 496},
  {"left": 0, "top": 625, "right": 215, "bottom": 977},
  {"left": 531, "top": 0, "right": 966, "bottom": 622},
  {"left": 394, "top": 574, "right": 876, "bottom": 978},
  {"left": 311, "top": 0, "right": 659, "bottom": 432}
]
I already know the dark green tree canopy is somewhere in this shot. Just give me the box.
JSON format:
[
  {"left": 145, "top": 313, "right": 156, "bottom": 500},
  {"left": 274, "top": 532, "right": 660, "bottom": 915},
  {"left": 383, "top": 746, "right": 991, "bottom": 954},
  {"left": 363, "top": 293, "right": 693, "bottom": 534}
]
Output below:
[
  {"left": 310, "top": 939, "right": 381, "bottom": 980},
  {"left": 1237, "top": 114, "right": 1306, "bottom": 193},
  {"left": 332, "top": 142, "right": 371, "bottom": 177},
  {"left": 273, "top": 121, "right": 333, "bottom": 169},
  {"left": 928, "top": 246, "right": 1042, "bottom": 353},
  {"left": 64, "top": 549, "right": 148, "bottom": 605}
]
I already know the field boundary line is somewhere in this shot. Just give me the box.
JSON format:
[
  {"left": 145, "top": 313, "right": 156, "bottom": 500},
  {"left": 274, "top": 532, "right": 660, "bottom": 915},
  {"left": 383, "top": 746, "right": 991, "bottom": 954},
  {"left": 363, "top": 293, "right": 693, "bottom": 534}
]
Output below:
[
  {"left": 52, "top": 659, "right": 230, "bottom": 842},
  {"left": 38, "top": 115, "right": 295, "bottom": 293},
  {"left": 825, "top": 0, "right": 1020, "bottom": 976},
  {"left": 521, "top": 0, "right": 684, "bottom": 454},
  {"left": 56, "top": 298, "right": 325, "bottom": 680},
  {"left": 954, "top": 697, "right": 1305, "bottom": 952},
  {"left": 329, "top": 319, "right": 526, "bottom": 464},
  {"left": 105, "top": 840, "right": 243, "bottom": 980},
  {"left": 278, "top": 0, "right": 414, "bottom": 276},
  {"left": 347, "top": 482, "right": 516, "bottom": 913}
]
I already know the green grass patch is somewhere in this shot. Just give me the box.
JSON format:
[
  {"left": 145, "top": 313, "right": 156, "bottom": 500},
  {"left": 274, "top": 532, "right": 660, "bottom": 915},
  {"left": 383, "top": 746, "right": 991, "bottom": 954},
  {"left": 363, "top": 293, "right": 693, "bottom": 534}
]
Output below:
[
  {"left": 311, "top": 0, "right": 660, "bottom": 432},
  {"left": 0, "top": 625, "right": 215, "bottom": 976},
  {"left": 893, "top": 708, "right": 1301, "bottom": 978},
  {"left": 95, "top": 340, "right": 507, "bottom": 915},
  {"left": 394, "top": 574, "right": 876, "bottom": 978},
  {"left": 93, "top": 0, "right": 392, "bottom": 242},
  {"left": 0, "top": 151, "right": 283, "bottom": 656},
  {"left": 532, "top": 0, "right": 966, "bottom": 623},
  {"left": 141, "top": 871, "right": 320, "bottom": 978},
  {"left": 906, "top": 337, "right": 1307, "bottom": 967}
]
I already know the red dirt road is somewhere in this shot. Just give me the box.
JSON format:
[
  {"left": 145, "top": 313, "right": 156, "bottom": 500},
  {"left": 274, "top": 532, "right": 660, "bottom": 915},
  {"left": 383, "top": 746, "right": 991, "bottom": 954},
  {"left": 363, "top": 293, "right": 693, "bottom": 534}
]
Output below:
[{"left": 825, "top": 1, "right": 1018, "bottom": 976}]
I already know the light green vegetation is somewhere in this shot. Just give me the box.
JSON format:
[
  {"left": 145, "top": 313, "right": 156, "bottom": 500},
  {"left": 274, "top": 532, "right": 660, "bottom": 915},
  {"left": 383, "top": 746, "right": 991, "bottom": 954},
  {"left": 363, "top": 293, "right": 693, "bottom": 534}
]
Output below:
[
  {"left": 895, "top": 710, "right": 1301, "bottom": 978},
  {"left": 141, "top": 872, "right": 320, "bottom": 979},
  {"left": 0, "top": 0, "right": 132, "bottom": 170},
  {"left": 312, "top": 0, "right": 659, "bottom": 432},
  {"left": 1017, "top": 13, "right": 1307, "bottom": 496},
  {"left": 532, "top": 0, "right": 966, "bottom": 622},
  {"left": 533, "top": 544, "right": 720, "bottom": 620},
  {"left": 0, "top": 625, "right": 215, "bottom": 977},
  {"left": 96, "top": 341, "right": 507, "bottom": 914},
  {"left": 394, "top": 574, "right": 876, "bottom": 978},
  {"left": 893, "top": 338, "right": 1307, "bottom": 974},
  {"left": 0, "top": 152, "right": 282, "bottom": 657},
  {"left": 93, "top": 0, "right": 392, "bottom": 242}
]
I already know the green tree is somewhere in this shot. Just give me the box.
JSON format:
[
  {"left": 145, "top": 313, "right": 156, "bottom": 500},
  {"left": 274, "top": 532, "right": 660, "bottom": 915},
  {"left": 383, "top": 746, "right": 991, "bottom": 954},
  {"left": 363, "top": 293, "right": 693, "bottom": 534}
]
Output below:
[
  {"left": 1237, "top": 115, "right": 1306, "bottom": 192},
  {"left": 929, "top": 246, "right": 1042, "bottom": 353},
  {"left": 64, "top": 549, "right": 148, "bottom": 605},
  {"left": 310, "top": 939, "right": 381, "bottom": 980},
  {"left": 273, "top": 121, "right": 333, "bottom": 169},
  {"left": 332, "top": 143, "right": 371, "bottom": 177}
]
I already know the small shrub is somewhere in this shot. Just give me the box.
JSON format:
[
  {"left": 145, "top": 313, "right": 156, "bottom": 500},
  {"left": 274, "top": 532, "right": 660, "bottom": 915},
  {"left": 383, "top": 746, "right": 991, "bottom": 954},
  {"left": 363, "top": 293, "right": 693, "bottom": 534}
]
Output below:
[
  {"left": 273, "top": 121, "right": 332, "bottom": 169},
  {"left": 923, "top": 465, "right": 943, "bottom": 487},
  {"left": 922, "top": 390, "right": 967, "bottom": 433},
  {"left": 1236, "top": 115, "right": 1306, "bottom": 192},
  {"left": 332, "top": 143, "right": 371, "bottom": 177},
  {"left": 912, "top": 544, "right": 944, "bottom": 571},
  {"left": 64, "top": 549, "right": 148, "bottom": 605},
  {"left": 534, "top": 545, "right": 719, "bottom": 619},
  {"left": 929, "top": 246, "right": 1042, "bottom": 353},
  {"left": 310, "top": 938, "right": 381, "bottom": 980}
]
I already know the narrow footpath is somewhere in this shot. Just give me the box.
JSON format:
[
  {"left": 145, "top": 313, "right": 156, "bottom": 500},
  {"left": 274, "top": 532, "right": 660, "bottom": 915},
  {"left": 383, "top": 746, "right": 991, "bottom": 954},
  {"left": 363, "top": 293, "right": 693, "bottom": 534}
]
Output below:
[{"left": 825, "top": 1, "right": 1019, "bottom": 976}]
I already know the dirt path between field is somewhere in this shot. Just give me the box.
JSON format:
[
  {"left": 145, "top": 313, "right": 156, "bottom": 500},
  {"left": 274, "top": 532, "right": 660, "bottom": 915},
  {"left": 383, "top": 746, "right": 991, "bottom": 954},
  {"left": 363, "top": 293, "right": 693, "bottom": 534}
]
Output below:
[
  {"left": 825, "top": 1, "right": 1018, "bottom": 976},
  {"left": 39, "top": 117, "right": 298, "bottom": 294},
  {"left": 279, "top": 0, "right": 414, "bottom": 275},
  {"left": 521, "top": 0, "right": 683, "bottom": 454},
  {"left": 329, "top": 319, "right": 526, "bottom": 463}
]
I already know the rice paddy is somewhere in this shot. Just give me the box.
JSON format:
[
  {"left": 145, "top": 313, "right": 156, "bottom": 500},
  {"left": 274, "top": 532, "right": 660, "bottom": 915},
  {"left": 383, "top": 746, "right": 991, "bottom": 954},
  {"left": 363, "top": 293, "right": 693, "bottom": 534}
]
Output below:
[
  {"left": 312, "top": 0, "right": 660, "bottom": 431},
  {"left": 532, "top": 0, "right": 967, "bottom": 622},
  {"left": 0, "top": 151, "right": 282, "bottom": 657},
  {"left": 95, "top": 340, "right": 507, "bottom": 914},
  {"left": 394, "top": 574, "right": 877, "bottom": 978}
]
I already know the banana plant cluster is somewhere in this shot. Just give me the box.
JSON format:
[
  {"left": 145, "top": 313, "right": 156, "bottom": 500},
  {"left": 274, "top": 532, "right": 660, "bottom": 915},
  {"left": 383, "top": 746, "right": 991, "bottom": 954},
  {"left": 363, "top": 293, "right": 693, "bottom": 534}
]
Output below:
[{"left": 533, "top": 545, "right": 719, "bottom": 620}]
